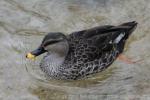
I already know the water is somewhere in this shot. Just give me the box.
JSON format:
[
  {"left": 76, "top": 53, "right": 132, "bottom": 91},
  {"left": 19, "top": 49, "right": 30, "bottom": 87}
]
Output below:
[{"left": 0, "top": 0, "right": 150, "bottom": 100}]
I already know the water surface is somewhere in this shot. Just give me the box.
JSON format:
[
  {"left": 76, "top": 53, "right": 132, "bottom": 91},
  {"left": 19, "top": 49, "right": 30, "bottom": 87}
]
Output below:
[{"left": 0, "top": 0, "right": 150, "bottom": 100}]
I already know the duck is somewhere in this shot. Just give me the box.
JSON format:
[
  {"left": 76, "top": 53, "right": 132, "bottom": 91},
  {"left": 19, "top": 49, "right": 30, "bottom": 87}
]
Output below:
[{"left": 26, "top": 21, "right": 137, "bottom": 80}]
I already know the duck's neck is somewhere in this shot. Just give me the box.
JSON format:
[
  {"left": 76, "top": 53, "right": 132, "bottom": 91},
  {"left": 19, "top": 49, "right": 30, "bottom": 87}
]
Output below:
[
  {"left": 40, "top": 40, "right": 69, "bottom": 76},
  {"left": 40, "top": 52, "right": 66, "bottom": 73}
]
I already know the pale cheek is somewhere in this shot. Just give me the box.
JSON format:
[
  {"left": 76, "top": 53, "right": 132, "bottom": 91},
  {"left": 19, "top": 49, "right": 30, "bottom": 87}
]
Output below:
[{"left": 45, "top": 44, "right": 59, "bottom": 52}]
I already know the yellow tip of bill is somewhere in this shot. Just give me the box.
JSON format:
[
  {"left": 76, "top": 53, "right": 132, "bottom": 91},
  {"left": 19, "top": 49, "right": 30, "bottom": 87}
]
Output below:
[{"left": 26, "top": 53, "right": 36, "bottom": 60}]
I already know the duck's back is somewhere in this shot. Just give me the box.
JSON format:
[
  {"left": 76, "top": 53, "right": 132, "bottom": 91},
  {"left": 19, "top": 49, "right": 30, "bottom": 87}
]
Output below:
[
  {"left": 60, "top": 26, "right": 119, "bottom": 79},
  {"left": 59, "top": 21, "right": 137, "bottom": 80}
]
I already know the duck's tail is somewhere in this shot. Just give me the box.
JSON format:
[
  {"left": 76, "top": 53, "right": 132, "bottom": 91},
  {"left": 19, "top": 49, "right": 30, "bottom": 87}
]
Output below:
[
  {"left": 118, "top": 21, "right": 138, "bottom": 40},
  {"left": 114, "top": 21, "right": 137, "bottom": 53},
  {"left": 111, "top": 21, "right": 137, "bottom": 44}
]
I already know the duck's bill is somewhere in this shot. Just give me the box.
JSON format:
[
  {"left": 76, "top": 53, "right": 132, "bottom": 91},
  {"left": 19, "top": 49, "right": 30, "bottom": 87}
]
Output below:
[{"left": 26, "top": 47, "right": 46, "bottom": 60}]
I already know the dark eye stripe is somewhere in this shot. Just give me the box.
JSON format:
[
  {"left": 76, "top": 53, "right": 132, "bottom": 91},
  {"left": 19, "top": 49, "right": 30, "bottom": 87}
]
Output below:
[{"left": 42, "top": 40, "right": 60, "bottom": 47}]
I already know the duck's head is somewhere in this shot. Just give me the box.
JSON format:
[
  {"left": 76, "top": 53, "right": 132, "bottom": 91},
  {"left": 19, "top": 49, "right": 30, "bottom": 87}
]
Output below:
[{"left": 26, "top": 32, "right": 69, "bottom": 60}]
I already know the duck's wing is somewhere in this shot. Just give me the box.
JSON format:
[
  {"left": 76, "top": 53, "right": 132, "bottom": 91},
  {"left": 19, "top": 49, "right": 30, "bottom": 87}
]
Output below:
[
  {"left": 86, "top": 30, "right": 119, "bottom": 52},
  {"left": 67, "top": 25, "right": 114, "bottom": 49},
  {"left": 84, "top": 21, "right": 137, "bottom": 51},
  {"left": 83, "top": 23, "right": 136, "bottom": 39},
  {"left": 67, "top": 25, "right": 113, "bottom": 50},
  {"left": 68, "top": 21, "right": 137, "bottom": 52}
]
